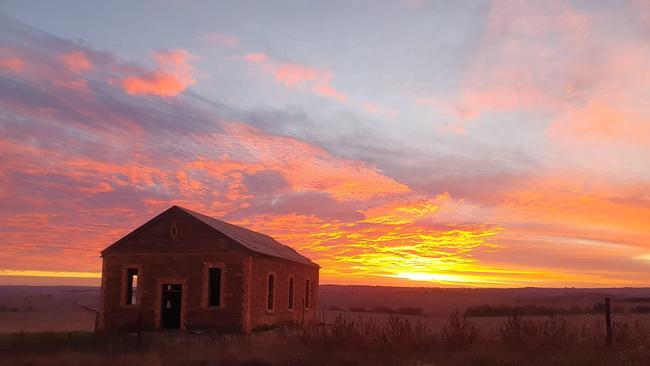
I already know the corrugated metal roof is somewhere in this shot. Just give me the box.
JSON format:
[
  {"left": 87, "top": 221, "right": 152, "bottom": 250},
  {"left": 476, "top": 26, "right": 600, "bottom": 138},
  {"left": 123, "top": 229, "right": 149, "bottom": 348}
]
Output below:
[{"left": 177, "top": 206, "right": 318, "bottom": 267}]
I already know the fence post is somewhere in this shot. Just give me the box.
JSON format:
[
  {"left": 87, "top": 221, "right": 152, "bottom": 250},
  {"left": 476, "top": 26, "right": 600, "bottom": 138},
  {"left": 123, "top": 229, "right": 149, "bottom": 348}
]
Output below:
[{"left": 605, "top": 297, "right": 613, "bottom": 348}]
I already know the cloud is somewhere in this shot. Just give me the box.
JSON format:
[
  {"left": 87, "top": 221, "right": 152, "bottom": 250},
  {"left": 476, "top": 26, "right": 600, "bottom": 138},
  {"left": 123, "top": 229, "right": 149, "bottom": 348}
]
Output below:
[
  {"left": 185, "top": 122, "right": 410, "bottom": 201},
  {"left": 244, "top": 52, "right": 269, "bottom": 63},
  {"left": 273, "top": 63, "right": 322, "bottom": 87},
  {"left": 548, "top": 100, "right": 650, "bottom": 146},
  {"left": 2, "top": 10, "right": 650, "bottom": 288},
  {"left": 0, "top": 17, "right": 414, "bottom": 280},
  {"left": 0, "top": 56, "right": 25, "bottom": 72},
  {"left": 244, "top": 52, "right": 347, "bottom": 102},
  {"left": 199, "top": 32, "right": 240, "bottom": 48},
  {"left": 362, "top": 102, "right": 397, "bottom": 118},
  {"left": 119, "top": 49, "right": 197, "bottom": 97},
  {"left": 235, "top": 203, "right": 505, "bottom": 286},
  {"left": 60, "top": 51, "right": 92, "bottom": 73},
  {"left": 546, "top": 43, "right": 650, "bottom": 147},
  {"left": 312, "top": 83, "right": 347, "bottom": 102},
  {"left": 415, "top": 1, "right": 597, "bottom": 132}
]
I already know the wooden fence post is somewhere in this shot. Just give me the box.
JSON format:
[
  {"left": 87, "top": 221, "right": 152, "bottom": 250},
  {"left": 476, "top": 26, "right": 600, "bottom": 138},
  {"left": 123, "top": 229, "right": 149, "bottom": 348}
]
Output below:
[{"left": 605, "top": 297, "right": 613, "bottom": 348}]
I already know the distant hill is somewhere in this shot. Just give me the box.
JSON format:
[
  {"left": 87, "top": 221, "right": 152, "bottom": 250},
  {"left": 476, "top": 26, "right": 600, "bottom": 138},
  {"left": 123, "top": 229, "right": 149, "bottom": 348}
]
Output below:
[{"left": 319, "top": 284, "right": 650, "bottom": 316}]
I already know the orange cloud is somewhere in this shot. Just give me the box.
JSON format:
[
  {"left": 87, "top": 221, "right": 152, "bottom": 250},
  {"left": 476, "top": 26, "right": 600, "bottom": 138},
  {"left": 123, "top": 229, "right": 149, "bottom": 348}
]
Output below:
[
  {"left": 188, "top": 122, "right": 409, "bottom": 201},
  {"left": 234, "top": 202, "right": 506, "bottom": 286},
  {"left": 120, "top": 49, "right": 197, "bottom": 97},
  {"left": 496, "top": 174, "right": 650, "bottom": 251},
  {"left": 361, "top": 197, "right": 442, "bottom": 225},
  {"left": 60, "top": 51, "right": 92, "bottom": 73},
  {"left": 548, "top": 100, "right": 650, "bottom": 146}
]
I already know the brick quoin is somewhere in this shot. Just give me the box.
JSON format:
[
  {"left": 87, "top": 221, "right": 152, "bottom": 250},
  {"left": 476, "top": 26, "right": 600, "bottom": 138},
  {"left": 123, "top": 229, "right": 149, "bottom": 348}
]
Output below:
[{"left": 99, "top": 206, "right": 319, "bottom": 333}]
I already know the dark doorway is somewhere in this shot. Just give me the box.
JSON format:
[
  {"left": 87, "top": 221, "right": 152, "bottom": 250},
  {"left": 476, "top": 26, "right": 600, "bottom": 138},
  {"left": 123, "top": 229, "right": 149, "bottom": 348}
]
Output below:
[{"left": 161, "top": 284, "right": 182, "bottom": 329}]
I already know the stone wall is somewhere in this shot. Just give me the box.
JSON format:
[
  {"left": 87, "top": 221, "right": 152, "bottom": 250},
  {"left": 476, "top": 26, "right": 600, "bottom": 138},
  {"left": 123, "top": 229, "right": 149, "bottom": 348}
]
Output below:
[{"left": 247, "top": 256, "right": 319, "bottom": 331}]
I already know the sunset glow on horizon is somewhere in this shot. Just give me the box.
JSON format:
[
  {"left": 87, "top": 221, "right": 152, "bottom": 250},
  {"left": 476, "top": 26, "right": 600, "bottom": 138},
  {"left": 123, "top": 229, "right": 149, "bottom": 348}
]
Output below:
[{"left": 1, "top": 1, "right": 649, "bottom": 288}]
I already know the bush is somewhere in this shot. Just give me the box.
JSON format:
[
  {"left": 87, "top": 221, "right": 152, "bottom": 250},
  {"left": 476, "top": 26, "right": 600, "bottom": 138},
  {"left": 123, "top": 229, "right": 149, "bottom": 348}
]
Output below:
[
  {"left": 329, "top": 314, "right": 360, "bottom": 340},
  {"left": 540, "top": 316, "right": 575, "bottom": 347},
  {"left": 0, "top": 304, "right": 19, "bottom": 312},
  {"left": 499, "top": 315, "right": 539, "bottom": 348},
  {"left": 632, "top": 306, "right": 650, "bottom": 314},
  {"left": 465, "top": 304, "right": 584, "bottom": 317},
  {"left": 396, "top": 307, "right": 424, "bottom": 316},
  {"left": 371, "top": 306, "right": 394, "bottom": 314},
  {"left": 441, "top": 311, "right": 478, "bottom": 349}
]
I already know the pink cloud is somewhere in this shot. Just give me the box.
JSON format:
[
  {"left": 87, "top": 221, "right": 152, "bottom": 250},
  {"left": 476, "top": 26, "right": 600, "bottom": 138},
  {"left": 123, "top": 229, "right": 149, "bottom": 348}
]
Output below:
[
  {"left": 244, "top": 52, "right": 269, "bottom": 63},
  {"left": 0, "top": 57, "right": 25, "bottom": 73},
  {"left": 244, "top": 52, "right": 347, "bottom": 102},
  {"left": 273, "top": 63, "right": 322, "bottom": 87},
  {"left": 312, "top": 83, "right": 347, "bottom": 102},
  {"left": 416, "top": 1, "right": 597, "bottom": 133},
  {"left": 200, "top": 32, "right": 240, "bottom": 48},
  {"left": 119, "top": 49, "right": 197, "bottom": 97},
  {"left": 51, "top": 79, "right": 89, "bottom": 93},
  {"left": 545, "top": 43, "right": 650, "bottom": 147},
  {"left": 60, "top": 51, "right": 92, "bottom": 73},
  {"left": 362, "top": 102, "right": 397, "bottom": 118}
]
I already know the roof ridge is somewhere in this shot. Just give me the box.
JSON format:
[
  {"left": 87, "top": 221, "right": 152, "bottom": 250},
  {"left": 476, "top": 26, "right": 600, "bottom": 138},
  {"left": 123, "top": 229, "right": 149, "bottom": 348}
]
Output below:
[{"left": 175, "top": 206, "right": 318, "bottom": 267}]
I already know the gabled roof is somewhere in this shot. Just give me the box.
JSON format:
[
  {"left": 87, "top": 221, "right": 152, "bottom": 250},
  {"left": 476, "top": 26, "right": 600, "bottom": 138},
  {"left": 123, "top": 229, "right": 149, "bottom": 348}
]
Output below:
[
  {"left": 102, "top": 205, "right": 318, "bottom": 267},
  {"left": 176, "top": 206, "right": 318, "bottom": 267}
]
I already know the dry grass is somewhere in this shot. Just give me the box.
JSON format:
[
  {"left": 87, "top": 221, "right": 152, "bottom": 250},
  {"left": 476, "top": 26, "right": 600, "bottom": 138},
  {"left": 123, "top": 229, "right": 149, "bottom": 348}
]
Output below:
[{"left": 1, "top": 314, "right": 650, "bottom": 366}]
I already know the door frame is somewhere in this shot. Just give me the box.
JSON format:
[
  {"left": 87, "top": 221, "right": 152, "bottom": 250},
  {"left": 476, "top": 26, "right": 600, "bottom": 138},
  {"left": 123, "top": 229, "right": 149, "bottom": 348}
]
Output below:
[{"left": 155, "top": 278, "right": 187, "bottom": 330}]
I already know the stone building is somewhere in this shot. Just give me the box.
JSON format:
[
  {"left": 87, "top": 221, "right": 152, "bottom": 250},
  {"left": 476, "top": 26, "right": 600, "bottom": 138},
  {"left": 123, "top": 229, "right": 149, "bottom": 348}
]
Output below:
[{"left": 99, "top": 205, "right": 319, "bottom": 332}]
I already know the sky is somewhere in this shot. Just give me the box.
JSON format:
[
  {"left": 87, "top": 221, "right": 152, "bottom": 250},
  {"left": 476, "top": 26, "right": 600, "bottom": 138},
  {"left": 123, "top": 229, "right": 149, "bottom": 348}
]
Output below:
[{"left": 0, "top": 0, "right": 649, "bottom": 288}]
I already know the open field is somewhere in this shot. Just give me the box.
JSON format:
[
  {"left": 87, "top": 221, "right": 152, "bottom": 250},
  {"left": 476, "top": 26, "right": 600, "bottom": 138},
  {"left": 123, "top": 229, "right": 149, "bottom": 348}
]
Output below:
[
  {"left": 1, "top": 285, "right": 650, "bottom": 365},
  {"left": 2, "top": 285, "right": 650, "bottom": 333},
  {"left": 1, "top": 314, "right": 650, "bottom": 366}
]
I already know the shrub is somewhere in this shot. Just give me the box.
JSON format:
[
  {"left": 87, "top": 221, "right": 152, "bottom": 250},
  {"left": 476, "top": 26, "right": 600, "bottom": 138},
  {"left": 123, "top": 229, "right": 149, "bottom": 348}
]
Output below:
[
  {"left": 440, "top": 311, "right": 478, "bottom": 349},
  {"left": 329, "top": 314, "right": 360, "bottom": 340},
  {"left": 0, "top": 304, "right": 18, "bottom": 312},
  {"left": 465, "top": 304, "right": 585, "bottom": 317},
  {"left": 396, "top": 307, "right": 424, "bottom": 316},
  {"left": 632, "top": 305, "right": 650, "bottom": 314},
  {"left": 539, "top": 316, "right": 575, "bottom": 347},
  {"left": 499, "top": 315, "right": 539, "bottom": 348},
  {"left": 371, "top": 306, "right": 394, "bottom": 314}
]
